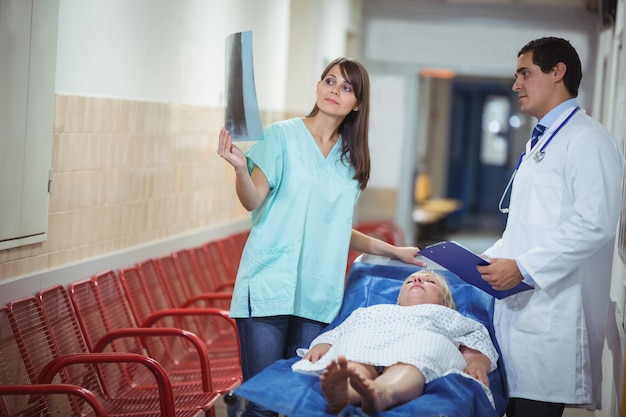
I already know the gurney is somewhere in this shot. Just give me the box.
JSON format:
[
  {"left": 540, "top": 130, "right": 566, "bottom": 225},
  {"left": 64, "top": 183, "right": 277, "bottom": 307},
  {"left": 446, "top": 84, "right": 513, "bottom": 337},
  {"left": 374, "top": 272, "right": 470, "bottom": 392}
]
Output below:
[{"left": 234, "top": 256, "right": 508, "bottom": 417}]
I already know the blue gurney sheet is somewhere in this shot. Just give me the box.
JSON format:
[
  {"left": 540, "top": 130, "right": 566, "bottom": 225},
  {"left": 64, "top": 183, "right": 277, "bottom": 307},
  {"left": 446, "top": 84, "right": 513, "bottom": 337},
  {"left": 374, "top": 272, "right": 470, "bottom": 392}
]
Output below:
[{"left": 235, "top": 261, "right": 508, "bottom": 417}]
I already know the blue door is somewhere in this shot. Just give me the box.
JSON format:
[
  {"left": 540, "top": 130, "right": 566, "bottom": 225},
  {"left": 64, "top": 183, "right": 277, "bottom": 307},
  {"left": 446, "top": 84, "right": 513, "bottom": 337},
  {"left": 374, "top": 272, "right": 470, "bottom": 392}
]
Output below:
[{"left": 446, "top": 79, "right": 517, "bottom": 230}]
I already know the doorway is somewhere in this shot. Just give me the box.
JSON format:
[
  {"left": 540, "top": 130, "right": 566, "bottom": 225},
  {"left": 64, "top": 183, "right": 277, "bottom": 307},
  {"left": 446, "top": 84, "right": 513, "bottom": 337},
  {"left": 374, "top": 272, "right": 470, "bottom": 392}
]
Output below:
[{"left": 445, "top": 78, "right": 520, "bottom": 234}]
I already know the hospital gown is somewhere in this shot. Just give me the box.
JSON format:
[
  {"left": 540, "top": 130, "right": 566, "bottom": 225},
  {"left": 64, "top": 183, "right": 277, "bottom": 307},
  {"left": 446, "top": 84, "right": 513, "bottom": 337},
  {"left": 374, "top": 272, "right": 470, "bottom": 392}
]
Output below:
[{"left": 292, "top": 303, "right": 498, "bottom": 384}]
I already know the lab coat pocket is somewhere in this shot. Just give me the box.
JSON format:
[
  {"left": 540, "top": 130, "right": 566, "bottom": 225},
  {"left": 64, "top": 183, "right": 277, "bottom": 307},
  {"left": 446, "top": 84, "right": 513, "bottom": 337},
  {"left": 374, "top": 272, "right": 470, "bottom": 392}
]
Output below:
[
  {"left": 520, "top": 174, "right": 561, "bottom": 227},
  {"left": 511, "top": 290, "right": 552, "bottom": 334}
]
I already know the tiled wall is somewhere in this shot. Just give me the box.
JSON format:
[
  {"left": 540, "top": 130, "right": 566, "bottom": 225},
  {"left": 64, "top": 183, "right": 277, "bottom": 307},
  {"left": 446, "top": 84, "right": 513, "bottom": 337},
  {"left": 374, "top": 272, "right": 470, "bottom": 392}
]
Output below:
[{"left": 0, "top": 95, "right": 283, "bottom": 282}]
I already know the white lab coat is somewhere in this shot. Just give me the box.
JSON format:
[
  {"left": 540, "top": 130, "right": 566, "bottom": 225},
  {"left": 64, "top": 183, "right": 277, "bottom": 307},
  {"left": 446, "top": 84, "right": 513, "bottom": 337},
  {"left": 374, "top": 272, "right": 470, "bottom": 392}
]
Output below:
[{"left": 484, "top": 106, "right": 623, "bottom": 409}]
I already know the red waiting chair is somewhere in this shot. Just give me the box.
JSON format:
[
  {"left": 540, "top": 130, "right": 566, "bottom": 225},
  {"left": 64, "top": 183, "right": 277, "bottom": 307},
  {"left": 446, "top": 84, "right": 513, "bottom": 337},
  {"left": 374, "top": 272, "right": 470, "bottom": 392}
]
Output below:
[
  {"left": 8, "top": 290, "right": 214, "bottom": 416},
  {"left": 200, "top": 239, "right": 238, "bottom": 291},
  {"left": 0, "top": 305, "right": 108, "bottom": 416},
  {"left": 120, "top": 261, "right": 242, "bottom": 394},
  {"left": 69, "top": 272, "right": 217, "bottom": 395},
  {"left": 171, "top": 248, "right": 233, "bottom": 309}
]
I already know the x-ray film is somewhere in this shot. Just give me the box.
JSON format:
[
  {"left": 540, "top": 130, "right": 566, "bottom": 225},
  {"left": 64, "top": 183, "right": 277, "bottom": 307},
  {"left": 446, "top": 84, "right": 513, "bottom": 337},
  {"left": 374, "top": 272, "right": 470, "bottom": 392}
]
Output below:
[{"left": 224, "top": 31, "right": 263, "bottom": 141}]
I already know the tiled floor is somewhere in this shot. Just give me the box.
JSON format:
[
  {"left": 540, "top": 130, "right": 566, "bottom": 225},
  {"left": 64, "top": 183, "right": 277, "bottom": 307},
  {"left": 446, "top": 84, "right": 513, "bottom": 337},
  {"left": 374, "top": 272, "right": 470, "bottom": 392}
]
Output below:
[
  {"left": 217, "top": 393, "right": 596, "bottom": 416},
  {"left": 213, "top": 394, "right": 248, "bottom": 417},
  {"left": 506, "top": 409, "right": 594, "bottom": 417},
  {"left": 445, "top": 230, "right": 500, "bottom": 254},
  {"left": 214, "top": 396, "right": 229, "bottom": 417},
  {"left": 419, "top": 212, "right": 502, "bottom": 254}
]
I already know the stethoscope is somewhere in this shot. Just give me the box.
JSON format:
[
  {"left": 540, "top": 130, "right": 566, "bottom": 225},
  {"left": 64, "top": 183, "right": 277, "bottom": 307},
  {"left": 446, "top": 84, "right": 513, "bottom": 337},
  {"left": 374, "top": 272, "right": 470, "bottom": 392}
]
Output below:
[{"left": 498, "top": 106, "right": 580, "bottom": 214}]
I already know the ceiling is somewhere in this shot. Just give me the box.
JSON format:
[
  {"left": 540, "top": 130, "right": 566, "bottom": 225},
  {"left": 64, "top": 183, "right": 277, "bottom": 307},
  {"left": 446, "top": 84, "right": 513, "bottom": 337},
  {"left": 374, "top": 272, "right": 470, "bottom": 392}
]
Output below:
[{"left": 440, "top": 0, "right": 595, "bottom": 9}]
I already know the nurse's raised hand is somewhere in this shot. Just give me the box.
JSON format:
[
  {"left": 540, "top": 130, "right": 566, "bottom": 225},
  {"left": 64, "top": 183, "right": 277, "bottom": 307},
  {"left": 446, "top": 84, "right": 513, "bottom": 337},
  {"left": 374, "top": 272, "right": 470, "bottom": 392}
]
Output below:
[{"left": 218, "top": 128, "right": 246, "bottom": 170}]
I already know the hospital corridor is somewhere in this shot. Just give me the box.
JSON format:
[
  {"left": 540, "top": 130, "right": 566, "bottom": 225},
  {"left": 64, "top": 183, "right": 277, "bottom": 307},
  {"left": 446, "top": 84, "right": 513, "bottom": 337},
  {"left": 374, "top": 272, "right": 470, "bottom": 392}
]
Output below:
[{"left": 1, "top": 0, "right": 625, "bottom": 416}]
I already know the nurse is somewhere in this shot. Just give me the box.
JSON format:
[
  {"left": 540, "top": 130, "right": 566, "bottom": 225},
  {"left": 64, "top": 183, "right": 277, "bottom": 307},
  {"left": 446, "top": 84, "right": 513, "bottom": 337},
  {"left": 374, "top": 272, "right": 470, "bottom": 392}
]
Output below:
[
  {"left": 477, "top": 37, "right": 624, "bottom": 417},
  {"left": 217, "top": 57, "right": 426, "bottom": 417}
]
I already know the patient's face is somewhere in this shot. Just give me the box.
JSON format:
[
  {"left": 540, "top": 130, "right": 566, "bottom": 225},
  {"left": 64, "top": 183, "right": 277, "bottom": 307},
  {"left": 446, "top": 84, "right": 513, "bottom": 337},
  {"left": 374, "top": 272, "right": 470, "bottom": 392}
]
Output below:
[{"left": 397, "top": 272, "right": 445, "bottom": 307}]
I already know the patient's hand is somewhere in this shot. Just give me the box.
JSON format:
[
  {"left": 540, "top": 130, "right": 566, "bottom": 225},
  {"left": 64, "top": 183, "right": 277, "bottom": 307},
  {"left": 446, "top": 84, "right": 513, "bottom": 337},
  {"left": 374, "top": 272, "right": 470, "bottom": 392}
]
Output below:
[
  {"left": 460, "top": 346, "right": 491, "bottom": 387},
  {"left": 464, "top": 360, "right": 490, "bottom": 387},
  {"left": 303, "top": 343, "right": 331, "bottom": 363}
]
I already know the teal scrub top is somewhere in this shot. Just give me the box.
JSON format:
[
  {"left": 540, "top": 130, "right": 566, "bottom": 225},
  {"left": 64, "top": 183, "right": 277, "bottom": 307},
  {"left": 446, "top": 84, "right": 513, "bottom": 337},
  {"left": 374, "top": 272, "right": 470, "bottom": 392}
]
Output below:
[{"left": 229, "top": 117, "right": 360, "bottom": 323}]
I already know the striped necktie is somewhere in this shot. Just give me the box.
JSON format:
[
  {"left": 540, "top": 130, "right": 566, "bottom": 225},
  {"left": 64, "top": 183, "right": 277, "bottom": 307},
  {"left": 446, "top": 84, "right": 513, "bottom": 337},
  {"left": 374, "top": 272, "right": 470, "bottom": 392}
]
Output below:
[{"left": 530, "top": 124, "right": 546, "bottom": 149}]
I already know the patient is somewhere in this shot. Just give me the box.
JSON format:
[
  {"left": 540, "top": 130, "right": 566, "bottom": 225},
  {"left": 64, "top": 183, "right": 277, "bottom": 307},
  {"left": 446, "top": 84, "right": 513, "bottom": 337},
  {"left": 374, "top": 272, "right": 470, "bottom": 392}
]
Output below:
[{"left": 291, "top": 270, "right": 498, "bottom": 414}]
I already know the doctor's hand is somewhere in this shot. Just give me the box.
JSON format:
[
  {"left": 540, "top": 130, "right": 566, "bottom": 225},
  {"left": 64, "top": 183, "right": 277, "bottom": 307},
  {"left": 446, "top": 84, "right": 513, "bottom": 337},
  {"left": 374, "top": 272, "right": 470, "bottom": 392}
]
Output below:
[
  {"left": 217, "top": 128, "right": 246, "bottom": 170},
  {"left": 476, "top": 258, "right": 523, "bottom": 291}
]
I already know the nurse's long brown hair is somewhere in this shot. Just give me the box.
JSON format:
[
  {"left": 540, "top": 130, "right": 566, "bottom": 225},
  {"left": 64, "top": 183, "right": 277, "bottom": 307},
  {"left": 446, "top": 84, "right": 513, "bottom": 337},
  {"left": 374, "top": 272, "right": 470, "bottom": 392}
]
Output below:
[{"left": 306, "top": 57, "right": 371, "bottom": 190}]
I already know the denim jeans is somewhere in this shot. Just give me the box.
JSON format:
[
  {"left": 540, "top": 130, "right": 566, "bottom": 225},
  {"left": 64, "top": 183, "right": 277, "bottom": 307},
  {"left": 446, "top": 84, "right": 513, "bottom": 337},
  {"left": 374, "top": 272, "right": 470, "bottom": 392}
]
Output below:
[{"left": 236, "top": 315, "right": 327, "bottom": 417}]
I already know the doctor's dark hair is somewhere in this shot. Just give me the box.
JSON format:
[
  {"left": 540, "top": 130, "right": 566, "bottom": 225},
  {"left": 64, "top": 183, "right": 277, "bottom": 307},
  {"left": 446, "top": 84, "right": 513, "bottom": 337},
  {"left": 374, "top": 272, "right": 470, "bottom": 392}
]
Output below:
[
  {"left": 518, "top": 37, "right": 582, "bottom": 98},
  {"left": 307, "top": 57, "right": 371, "bottom": 190}
]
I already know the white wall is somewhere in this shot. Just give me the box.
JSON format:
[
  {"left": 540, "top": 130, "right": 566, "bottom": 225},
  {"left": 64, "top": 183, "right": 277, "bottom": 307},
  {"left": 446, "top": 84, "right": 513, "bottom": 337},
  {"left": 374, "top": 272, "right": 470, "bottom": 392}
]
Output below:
[
  {"left": 368, "top": 74, "right": 406, "bottom": 188},
  {"left": 599, "top": 0, "right": 626, "bottom": 415},
  {"left": 55, "top": 0, "right": 291, "bottom": 110},
  {"left": 286, "top": 0, "right": 354, "bottom": 114},
  {"left": 365, "top": 19, "right": 591, "bottom": 81}
]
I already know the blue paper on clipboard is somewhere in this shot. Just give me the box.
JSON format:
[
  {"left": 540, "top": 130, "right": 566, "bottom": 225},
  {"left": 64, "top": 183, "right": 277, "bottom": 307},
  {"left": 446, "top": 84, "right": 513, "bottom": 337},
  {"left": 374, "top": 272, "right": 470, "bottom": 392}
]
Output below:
[
  {"left": 224, "top": 31, "right": 263, "bottom": 142},
  {"left": 420, "top": 241, "right": 533, "bottom": 299}
]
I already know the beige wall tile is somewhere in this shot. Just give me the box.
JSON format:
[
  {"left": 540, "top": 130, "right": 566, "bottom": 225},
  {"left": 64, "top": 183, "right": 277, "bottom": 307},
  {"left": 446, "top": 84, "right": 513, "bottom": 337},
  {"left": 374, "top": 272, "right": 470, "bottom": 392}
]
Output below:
[{"left": 0, "top": 95, "right": 262, "bottom": 283}]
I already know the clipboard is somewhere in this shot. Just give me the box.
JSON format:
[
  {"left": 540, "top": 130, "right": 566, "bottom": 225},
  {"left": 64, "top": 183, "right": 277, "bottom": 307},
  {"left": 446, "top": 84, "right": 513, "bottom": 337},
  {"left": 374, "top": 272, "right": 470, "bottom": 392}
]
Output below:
[{"left": 419, "top": 241, "right": 533, "bottom": 299}]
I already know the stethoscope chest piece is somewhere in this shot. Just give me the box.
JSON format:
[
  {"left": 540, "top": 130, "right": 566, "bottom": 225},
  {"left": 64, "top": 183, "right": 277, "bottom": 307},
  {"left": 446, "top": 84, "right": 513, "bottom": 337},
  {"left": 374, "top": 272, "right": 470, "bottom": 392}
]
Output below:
[
  {"left": 531, "top": 106, "right": 580, "bottom": 164},
  {"left": 498, "top": 106, "right": 580, "bottom": 214}
]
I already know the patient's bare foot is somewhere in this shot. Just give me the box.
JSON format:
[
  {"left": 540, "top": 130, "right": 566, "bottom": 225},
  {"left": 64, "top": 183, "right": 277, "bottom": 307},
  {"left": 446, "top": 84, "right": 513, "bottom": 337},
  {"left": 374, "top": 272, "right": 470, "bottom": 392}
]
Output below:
[
  {"left": 320, "top": 356, "right": 350, "bottom": 414},
  {"left": 348, "top": 367, "right": 390, "bottom": 413}
]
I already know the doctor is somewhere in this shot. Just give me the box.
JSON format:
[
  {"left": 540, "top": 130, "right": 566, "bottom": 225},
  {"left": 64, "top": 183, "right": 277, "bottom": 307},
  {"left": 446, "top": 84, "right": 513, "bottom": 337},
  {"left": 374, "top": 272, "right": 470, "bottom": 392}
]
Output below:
[{"left": 477, "top": 37, "right": 623, "bottom": 417}]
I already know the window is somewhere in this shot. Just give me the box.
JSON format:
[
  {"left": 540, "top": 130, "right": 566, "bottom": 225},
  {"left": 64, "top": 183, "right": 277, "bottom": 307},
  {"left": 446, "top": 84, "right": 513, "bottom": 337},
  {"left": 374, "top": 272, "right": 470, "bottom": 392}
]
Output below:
[{"left": 480, "top": 95, "right": 510, "bottom": 166}]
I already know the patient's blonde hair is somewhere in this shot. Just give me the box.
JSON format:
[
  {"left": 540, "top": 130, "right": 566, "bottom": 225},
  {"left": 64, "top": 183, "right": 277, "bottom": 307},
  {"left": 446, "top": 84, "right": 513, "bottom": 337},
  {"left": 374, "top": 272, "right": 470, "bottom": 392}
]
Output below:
[{"left": 399, "top": 270, "right": 455, "bottom": 309}]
